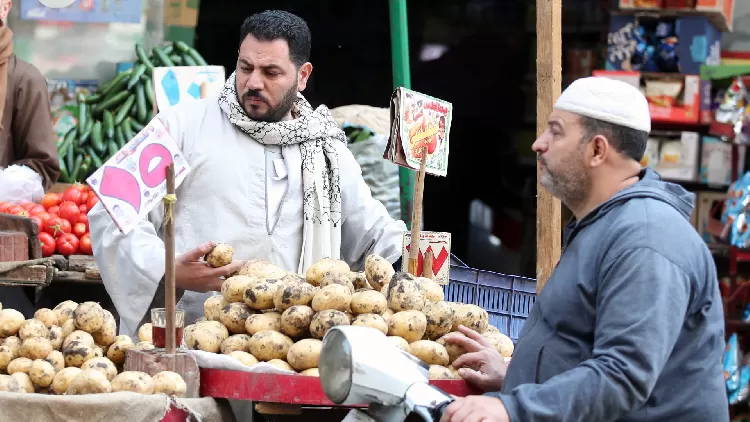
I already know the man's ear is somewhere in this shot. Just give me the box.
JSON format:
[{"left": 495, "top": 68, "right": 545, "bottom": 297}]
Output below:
[
  {"left": 589, "top": 135, "right": 610, "bottom": 168},
  {"left": 297, "top": 62, "right": 313, "bottom": 92}
]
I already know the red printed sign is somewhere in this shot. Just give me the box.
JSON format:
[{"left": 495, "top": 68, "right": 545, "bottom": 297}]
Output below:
[{"left": 402, "top": 231, "right": 452, "bottom": 285}]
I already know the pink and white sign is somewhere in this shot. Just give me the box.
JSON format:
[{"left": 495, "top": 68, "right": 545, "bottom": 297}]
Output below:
[{"left": 401, "top": 231, "right": 452, "bottom": 285}]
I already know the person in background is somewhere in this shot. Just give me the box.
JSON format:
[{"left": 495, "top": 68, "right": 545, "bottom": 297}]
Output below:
[
  {"left": 0, "top": 0, "right": 59, "bottom": 190},
  {"left": 440, "top": 77, "right": 727, "bottom": 422},
  {"left": 88, "top": 10, "right": 406, "bottom": 340}
]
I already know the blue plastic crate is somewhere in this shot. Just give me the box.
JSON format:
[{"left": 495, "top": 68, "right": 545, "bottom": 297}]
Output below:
[{"left": 444, "top": 264, "right": 536, "bottom": 342}]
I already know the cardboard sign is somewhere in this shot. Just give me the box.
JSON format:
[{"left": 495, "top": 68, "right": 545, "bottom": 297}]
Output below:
[
  {"left": 384, "top": 87, "right": 452, "bottom": 177},
  {"left": 152, "top": 66, "right": 225, "bottom": 112},
  {"left": 401, "top": 231, "right": 452, "bottom": 285},
  {"left": 86, "top": 119, "right": 191, "bottom": 234}
]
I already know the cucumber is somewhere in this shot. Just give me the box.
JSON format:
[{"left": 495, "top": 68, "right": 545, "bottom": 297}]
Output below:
[
  {"left": 187, "top": 47, "right": 208, "bottom": 66},
  {"left": 169, "top": 54, "right": 183, "bottom": 65},
  {"left": 135, "top": 44, "right": 154, "bottom": 72},
  {"left": 77, "top": 101, "right": 87, "bottom": 136},
  {"left": 69, "top": 151, "right": 82, "bottom": 181},
  {"left": 106, "top": 139, "right": 119, "bottom": 158},
  {"left": 58, "top": 162, "right": 70, "bottom": 183},
  {"left": 58, "top": 127, "right": 78, "bottom": 155},
  {"left": 144, "top": 79, "right": 155, "bottom": 106},
  {"left": 163, "top": 44, "right": 174, "bottom": 55},
  {"left": 76, "top": 92, "right": 86, "bottom": 103},
  {"left": 115, "top": 125, "right": 126, "bottom": 148},
  {"left": 114, "top": 94, "right": 135, "bottom": 125},
  {"left": 122, "top": 118, "right": 135, "bottom": 142},
  {"left": 182, "top": 54, "right": 197, "bottom": 67},
  {"left": 135, "top": 83, "right": 148, "bottom": 123},
  {"left": 79, "top": 155, "right": 92, "bottom": 180},
  {"left": 129, "top": 118, "right": 145, "bottom": 132},
  {"left": 127, "top": 63, "right": 147, "bottom": 90},
  {"left": 129, "top": 98, "right": 138, "bottom": 118},
  {"left": 78, "top": 119, "right": 94, "bottom": 146},
  {"left": 152, "top": 46, "right": 175, "bottom": 67},
  {"left": 98, "top": 91, "right": 130, "bottom": 113},
  {"left": 85, "top": 146, "right": 104, "bottom": 169},
  {"left": 174, "top": 41, "right": 191, "bottom": 54},
  {"left": 84, "top": 93, "right": 102, "bottom": 104},
  {"left": 90, "top": 121, "right": 105, "bottom": 153},
  {"left": 98, "top": 69, "right": 132, "bottom": 98},
  {"left": 103, "top": 110, "right": 115, "bottom": 139}
]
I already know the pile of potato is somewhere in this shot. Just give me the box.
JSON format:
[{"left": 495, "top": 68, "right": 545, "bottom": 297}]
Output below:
[
  {"left": 0, "top": 301, "right": 186, "bottom": 396},
  {"left": 169, "top": 253, "right": 514, "bottom": 380}
]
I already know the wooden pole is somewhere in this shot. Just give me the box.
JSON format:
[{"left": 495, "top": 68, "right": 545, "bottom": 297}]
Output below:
[
  {"left": 407, "top": 147, "right": 428, "bottom": 276},
  {"left": 164, "top": 164, "right": 176, "bottom": 354},
  {"left": 536, "top": 0, "right": 562, "bottom": 293}
]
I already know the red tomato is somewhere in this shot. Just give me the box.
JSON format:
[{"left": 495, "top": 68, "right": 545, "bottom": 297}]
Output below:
[
  {"left": 77, "top": 214, "right": 89, "bottom": 231},
  {"left": 38, "top": 232, "right": 56, "bottom": 257},
  {"left": 61, "top": 187, "right": 83, "bottom": 205},
  {"left": 6, "top": 205, "right": 23, "bottom": 215},
  {"left": 78, "top": 204, "right": 88, "bottom": 214},
  {"left": 78, "top": 233, "right": 93, "bottom": 255},
  {"left": 46, "top": 217, "right": 71, "bottom": 238},
  {"left": 47, "top": 205, "right": 60, "bottom": 215},
  {"left": 58, "top": 201, "right": 81, "bottom": 225},
  {"left": 21, "top": 201, "right": 36, "bottom": 211},
  {"left": 41, "top": 193, "right": 62, "bottom": 210},
  {"left": 0, "top": 202, "right": 9, "bottom": 213},
  {"left": 36, "top": 211, "right": 51, "bottom": 228},
  {"left": 60, "top": 218, "right": 72, "bottom": 234},
  {"left": 81, "top": 192, "right": 89, "bottom": 204},
  {"left": 86, "top": 194, "right": 99, "bottom": 211},
  {"left": 29, "top": 204, "right": 46, "bottom": 216},
  {"left": 30, "top": 216, "right": 42, "bottom": 231},
  {"left": 55, "top": 233, "right": 79, "bottom": 256},
  {"left": 72, "top": 222, "right": 87, "bottom": 238}
]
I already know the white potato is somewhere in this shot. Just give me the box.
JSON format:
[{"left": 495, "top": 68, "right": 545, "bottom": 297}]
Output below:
[{"left": 364, "top": 254, "right": 395, "bottom": 290}]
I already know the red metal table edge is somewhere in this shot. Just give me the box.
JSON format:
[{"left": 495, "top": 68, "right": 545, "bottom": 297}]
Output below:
[{"left": 198, "top": 368, "right": 483, "bottom": 405}]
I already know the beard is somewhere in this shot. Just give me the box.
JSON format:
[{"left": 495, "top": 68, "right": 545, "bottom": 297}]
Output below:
[
  {"left": 238, "top": 81, "right": 298, "bottom": 123},
  {"left": 538, "top": 152, "right": 591, "bottom": 210}
]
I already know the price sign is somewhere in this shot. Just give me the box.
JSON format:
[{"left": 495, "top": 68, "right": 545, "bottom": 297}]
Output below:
[
  {"left": 401, "top": 231, "right": 451, "bottom": 285},
  {"left": 86, "top": 119, "right": 191, "bottom": 234},
  {"left": 152, "top": 66, "right": 225, "bottom": 112}
]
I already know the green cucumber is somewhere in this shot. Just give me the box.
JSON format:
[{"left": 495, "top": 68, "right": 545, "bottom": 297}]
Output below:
[
  {"left": 90, "top": 121, "right": 104, "bottom": 154},
  {"left": 181, "top": 54, "right": 197, "bottom": 67},
  {"left": 129, "top": 98, "right": 138, "bottom": 118},
  {"left": 114, "top": 95, "right": 135, "bottom": 125},
  {"left": 135, "top": 44, "right": 154, "bottom": 72},
  {"left": 98, "top": 91, "right": 130, "bottom": 113},
  {"left": 103, "top": 110, "right": 115, "bottom": 139},
  {"left": 122, "top": 118, "right": 135, "bottom": 142},
  {"left": 69, "top": 151, "right": 82, "bottom": 181},
  {"left": 106, "top": 139, "right": 119, "bottom": 158},
  {"left": 79, "top": 155, "right": 92, "bottom": 180},
  {"left": 115, "top": 125, "right": 126, "bottom": 148},
  {"left": 170, "top": 54, "right": 183, "bottom": 65},
  {"left": 83, "top": 93, "right": 102, "bottom": 104},
  {"left": 58, "top": 160, "right": 70, "bottom": 183},
  {"left": 152, "top": 46, "right": 175, "bottom": 67},
  {"left": 58, "top": 128, "right": 78, "bottom": 155},
  {"left": 129, "top": 118, "right": 145, "bottom": 132},
  {"left": 187, "top": 47, "right": 208, "bottom": 66},
  {"left": 127, "top": 63, "right": 147, "bottom": 90},
  {"left": 86, "top": 146, "right": 104, "bottom": 169},
  {"left": 174, "top": 41, "right": 191, "bottom": 54},
  {"left": 77, "top": 101, "right": 87, "bottom": 136},
  {"left": 78, "top": 119, "right": 94, "bottom": 145},
  {"left": 144, "top": 78, "right": 155, "bottom": 106},
  {"left": 135, "top": 83, "right": 148, "bottom": 123},
  {"left": 98, "top": 69, "right": 132, "bottom": 98}
]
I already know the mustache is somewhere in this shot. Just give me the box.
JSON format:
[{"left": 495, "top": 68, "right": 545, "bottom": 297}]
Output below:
[{"left": 242, "top": 90, "right": 269, "bottom": 104}]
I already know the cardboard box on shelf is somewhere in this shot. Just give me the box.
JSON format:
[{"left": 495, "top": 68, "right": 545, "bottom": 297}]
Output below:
[
  {"left": 695, "top": 190, "right": 727, "bottom": 243},
  {"left": 700, "top": 136, "right": 746, "bottom": 185},
  {"left": 618, "top": 0, "right": 734, "bottom": 31},
  {"left": 594, "top": 70, "right": 705, "bottom": 124},
  {"left": 653, "top": 131, "right": 700, "bottom": 181},
  {"left": 164, "top": 0, "right": 199, "bottom": 28}
]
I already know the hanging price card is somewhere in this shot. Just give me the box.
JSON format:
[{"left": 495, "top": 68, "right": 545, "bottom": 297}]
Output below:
[{"left": 86, "top": 119, "right": 191, "bottom": 234}]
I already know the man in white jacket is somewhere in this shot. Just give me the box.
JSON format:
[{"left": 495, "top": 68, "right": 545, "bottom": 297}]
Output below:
[{"left": 88, "top": 10, "right": 406, "bottom": 339}]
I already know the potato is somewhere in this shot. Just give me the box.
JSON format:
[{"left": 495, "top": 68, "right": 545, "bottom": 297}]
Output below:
[
  {"left": 34, "top": 308, "right": 59, "bottom": 328},
  {"left": 67, "top": 369, "right": 112, "bottom": 395},
  {"left": 387, "top": 273, "right": 425, "bottom": 312},
  {"left": 48, "top": 325, "right": 64, "bottom": 350},
  {"left": 364, "top": 254, "right": 395, "bottom": 290},
  {"left": 309, "top": 310, "right": 350, "bottom": 340},
  {"left": 245, "top": 313, "right": 281, "bottom": 336},
  {"left": 287, "top": 339, "right": 322, "bottom": 371},
  {"left": 92, "top": 310, "right": 117, "bottom": 346},
  {"left": 244, "top": 280, "right": 281, "bottom": 311},
  {"left": 429, "top": 365, "right": 461, "bottom": 380},
  {"left": 381, "top": 309, "right": 394, "bottom": 325},
  {"left": 185, "top": 321, "right": 229, "bottom": 353},
  {"left": 436, "top": 333, "right": 466, "bottom": 364},
  {"left": 61, "top": 319, "right": 76, "bottom": 338},
  {"left": 93, "top": 346, "right": 104, "bottom": 358},
  {"left": 320, "top": 271, "right": 355, "bottom": 293},
  {"left": 2, "top": 336, "right": 20, "bottom": 358},
  {"left": 266, "top": 359, "right": 294, "bottom": 372},
  {"left": 0, "top": 345, "right": 13, "bottom": 371},
  {"left": 106, "top": 340, "right": 134, "bottom": 364},
  {"left": 279, "top": 273, "right": 306, "bottom": 286},
  {"left": 408, "top": 340, "right": 449, "bottom": 366},
  {"left": 0, "top": 309, "right": 25, "bottom": 337},
  {"left": 53, "top": 301, "right": 78, "bottom": 325},
  {"left": 45, "top": 350, "right": 64, "bottom": 373},
  {"left": 415, "top": 277, "right": 444, "bottom": 302},
  {"left": 312, "top": 284, "right": 352, "bottom": 312},
  {"left": 248, "top": 330, "right": 293, "bottom": 361},
  {"left": 218, "top": 275, "right": 251, "bottom": 303},
  {"left": 152, "top": 371, "right": 187, "bottom": 397},
  {"left": 7, "top": 357, "right": 33, "bottom": 374},
  {"left": 136, "top": 341, "right": 156, "bottom": 351},
  {"left": 20, "top": 337, "right": 53, "bottom": 360},
  {"left": 206, "top": 243, "right": 233, "bottom": 268},
  {"left": 273, "top": 282, "right": 315, "bottom": 312},
  {"left": 483, "top": 331, "right": 514, "bottom": 358},
  {"left": 306, "top": 258, "right": 350, "bottom": 286},
  {"left": 81, "top": 357, "right": 118, "bottom": 381},
  {"left": 219, "top": 302, "right": 254, "bottom": 334},
  {"left": 111, "top": 371, "right": 154, "bottom": 394},
  {"left": 381, "top": 284, "right": 389, "bottom": 298},
  {"left": 386, "top": 336, "right": 410, "bottom": 352},
  {"left": 352, "top": 314, "right": 388, "bottom": 335},
  {"left": 348, "top": 271, "right": 371, "bottom": 290},
  {"left": 73, "top": 302, "right": 105, "bottom": 333},
  {"left": 221, "top": 334, "right": 252, "bottom": 355},
  {"left": 63, "top": 330, "right": 95, "bottom": 349},
  {"left": 279, "top": 306, "right": 314, "bottom": 339},
  {"left": 238, "top": 259, "right": 286, "bottom": 279},
  {"left": 388, "top": 311, "right": 427, "bottom": 343},
  {"left": 29, "top": 359, "right": 56, "bottom": 387},
  {"left": 51, "top": 367, "right": 82, "bottom": 394},
  {"left": 350, "top": 290, "right": 388, "bottom": 315},
  {"left": 229, "top": 350, "right": 259, "bottom": 367},
  {"left": 422, "top": 301, "right": 456, "bottom": 340},
  {"left": 300, "top": 368, "right": 319, "bottom": 377},
  {"left": 0, "top": 374, "right": 23, "bottom": 392},
  {"left": 451, "top": 303, "right": 489, "bottom": 333},
  {"left": 114, "top": 335, "right": 133, "bottom": 344},
  {"left": 11, "top": 372, "right": 34, "bottom": 393},
  {"left": 201, "top": 296, "right": 225, "bottom": 323},
  {"left": 63, "top": 341, "right": 96, "bottom": 367}
]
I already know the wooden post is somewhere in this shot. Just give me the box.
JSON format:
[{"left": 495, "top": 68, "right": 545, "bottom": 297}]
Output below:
[
  {"left": 536, "top": 0, "right": 562, "bottom": 293},
  {"left": 164, "top": 165, "right": 176, "bottom": 354},
  {"left": 407, "top": 147, "right": 428, "bottom": 276}
]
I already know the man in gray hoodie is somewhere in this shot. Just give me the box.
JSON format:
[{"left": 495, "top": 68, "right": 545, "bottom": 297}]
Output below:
[{"left": 441, "top": 76, "right": 728, "bottom": 422}]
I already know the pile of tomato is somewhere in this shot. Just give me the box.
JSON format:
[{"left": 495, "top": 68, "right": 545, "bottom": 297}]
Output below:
[{"left": 0, "top": 184, "right": 99, "bottom": 257}]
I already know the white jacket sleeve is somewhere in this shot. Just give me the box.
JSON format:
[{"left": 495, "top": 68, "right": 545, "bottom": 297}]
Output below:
[{"left": 338, "top": 143, "right": 407, "bottom": 271}]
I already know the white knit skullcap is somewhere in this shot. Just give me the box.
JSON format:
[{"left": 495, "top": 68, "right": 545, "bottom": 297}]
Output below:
[{"left": 554, "top": 76, "right": 651, "bottom": 133}]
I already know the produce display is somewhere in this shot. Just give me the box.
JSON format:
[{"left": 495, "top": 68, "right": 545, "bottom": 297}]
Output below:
[
  {"left": 0, "top": 301, "right": 186, "bottom": 396},
  {"left": 0, "top": 184, "right": 98, "bottom": 256},
  {"left": 56, "top": 42, "right": 208, "bottom": 183},
  {"left": 150, "top": 248, "right": 514, "bottom": 380}
]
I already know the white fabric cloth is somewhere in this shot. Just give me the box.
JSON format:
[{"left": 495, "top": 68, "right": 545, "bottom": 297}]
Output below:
[
  {"left": 556, "top": 76, "right": 651, "bottom": 132},
  {"left": 89, "top": 96, "right": 407, "bottom": 339}
]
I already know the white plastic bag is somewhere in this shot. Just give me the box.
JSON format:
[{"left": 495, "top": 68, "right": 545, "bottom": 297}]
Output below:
[{"left": 0, "top": 165, "right": 45, "bottom": 203}]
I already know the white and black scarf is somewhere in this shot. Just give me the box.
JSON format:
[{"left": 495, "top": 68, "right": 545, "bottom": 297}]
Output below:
[{"left": 218, "top": 71, "right": 347, "bottom": 272}]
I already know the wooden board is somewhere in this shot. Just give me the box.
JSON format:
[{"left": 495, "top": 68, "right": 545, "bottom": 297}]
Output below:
[
  {"left": 0, "top": 214, "right": 41, "bottom": 260},
  {"left": 535, "top": 0, "right": 562, "bottom": 293},
  {"left": 0, "top": 265, "right": 53, "bottom": 287}
]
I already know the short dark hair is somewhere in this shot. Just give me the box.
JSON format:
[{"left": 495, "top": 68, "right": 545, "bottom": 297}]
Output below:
[
  {"left": 239, "top": 10, "right": 311, "bottom": 67},
  {"left": 579, "top": 116, "right": 649, "bottom": 162}
]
